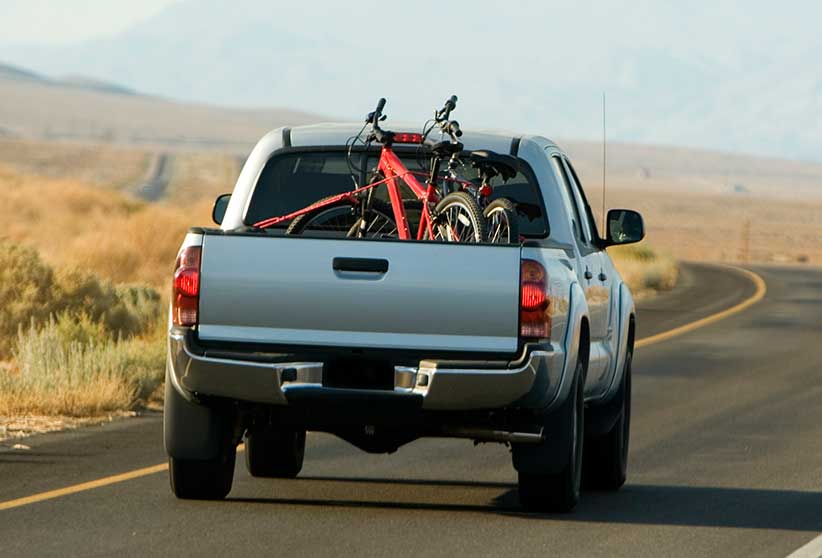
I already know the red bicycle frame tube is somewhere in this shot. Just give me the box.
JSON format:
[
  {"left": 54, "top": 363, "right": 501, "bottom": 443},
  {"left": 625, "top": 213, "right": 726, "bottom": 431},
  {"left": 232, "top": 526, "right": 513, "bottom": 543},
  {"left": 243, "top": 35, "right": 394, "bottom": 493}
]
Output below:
[{"left": 377, "top": 147, "right": 437, "bottom": 240}]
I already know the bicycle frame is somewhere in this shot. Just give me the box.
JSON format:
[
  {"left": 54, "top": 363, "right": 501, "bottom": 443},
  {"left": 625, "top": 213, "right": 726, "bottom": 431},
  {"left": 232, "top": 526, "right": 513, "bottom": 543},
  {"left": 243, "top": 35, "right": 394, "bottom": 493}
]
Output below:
[
  {"left": 378, "top": 146, "right": 437, "bottom": 240},
  {"left": 254, "top": 145, "right": 471, "bottom": 237}
]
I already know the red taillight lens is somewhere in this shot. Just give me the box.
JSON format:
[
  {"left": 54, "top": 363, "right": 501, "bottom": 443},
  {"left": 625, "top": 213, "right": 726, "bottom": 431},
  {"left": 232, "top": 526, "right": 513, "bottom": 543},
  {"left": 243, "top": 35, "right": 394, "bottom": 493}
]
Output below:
[
  {"left": 521, "top": 282, "right": 547, "bottom": 311},
  {"left": 174, "top": 267, "right": 199, "bottom": 297},
  {"left": 520, "top": 259, "right": 551, "bottom": 339},
  {"left": 172, "top": 246, "right": 201, "bottom": 327},
  {"left": 393, "top": 132, "right": 423, "bottom": 144}
]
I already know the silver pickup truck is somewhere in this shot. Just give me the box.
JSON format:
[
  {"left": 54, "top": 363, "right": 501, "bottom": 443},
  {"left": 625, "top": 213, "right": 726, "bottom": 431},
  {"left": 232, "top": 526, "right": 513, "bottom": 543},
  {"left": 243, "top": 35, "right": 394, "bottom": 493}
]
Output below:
[{"left": 164, "top": 122, "right": 645, "bottom": 512}]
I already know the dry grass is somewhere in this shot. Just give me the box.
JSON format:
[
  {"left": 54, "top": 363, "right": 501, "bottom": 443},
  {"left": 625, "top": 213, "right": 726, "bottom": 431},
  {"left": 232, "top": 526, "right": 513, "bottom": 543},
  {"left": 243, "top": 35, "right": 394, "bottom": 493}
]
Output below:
[
  {"left": 0, "top": 163, "right": 213, "bottom": 287},
  {"left": 593, "top": 188, "right": 822, "bottom": 266},
  {"left": 566, "top": 141, "right": 822, "bottom": 267},
  {"left": 0, "top": 164, "right": 191, "bottom": 418},
  {"left": 0, "top": 317, "right": 164, "bottom": 417},
  {"left": 0, "top": 138, "right": 150, "bottom": 190},
  {"left": 165, "top": 151, "right": 241, "bottom": 206},
  {"left": 609, "top": 244, "right": 679, "bottom": 297}
]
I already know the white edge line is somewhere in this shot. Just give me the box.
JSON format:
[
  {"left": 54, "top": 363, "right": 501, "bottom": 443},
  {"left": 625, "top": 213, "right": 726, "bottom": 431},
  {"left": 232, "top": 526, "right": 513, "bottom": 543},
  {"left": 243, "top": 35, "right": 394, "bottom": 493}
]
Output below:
[{"left": 785, "top": 534, "right": 822, "bottom": 558}]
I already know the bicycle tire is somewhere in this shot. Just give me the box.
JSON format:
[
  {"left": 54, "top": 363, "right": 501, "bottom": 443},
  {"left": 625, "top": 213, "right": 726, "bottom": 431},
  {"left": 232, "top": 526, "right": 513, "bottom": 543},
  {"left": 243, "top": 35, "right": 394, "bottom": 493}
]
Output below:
[
  {"left": 346, "top": 199, "right": 398, "bottom": 238},
  {"left": 425, "top": 191, "right": 487, "bottom": 243},
  {"left": 484, "top": 197, "right": 520, "bottom": 244},
  {"left": 286, "top": 197, "right": 397, "bottom": 238}
]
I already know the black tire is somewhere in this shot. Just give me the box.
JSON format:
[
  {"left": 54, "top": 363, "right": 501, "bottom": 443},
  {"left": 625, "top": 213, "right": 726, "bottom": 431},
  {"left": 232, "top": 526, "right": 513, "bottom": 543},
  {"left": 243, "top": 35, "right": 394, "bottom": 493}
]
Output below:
[
  {"left": 346, "top": 199, "right": 398, "bottom": 239},
  {"left": 169, "top": 448, "right": 236, "bottom": 500},
  {"left": 517, "top": 359, "right": 585, "bottom": 512},
  {"left": 583, "top": 346, "right": 632, "bottom": 491},
  {"left": 244, "top": 428, "right": 306, "bottom": 478},
  {"left": 425, "top": 191, "right": 487, "bottom": 243},
  {"left": 483, "top": 197, "right": 520, "bottom": 244},
  {"left": 286, "top": 197, "right": 397, "bottom": 238}
]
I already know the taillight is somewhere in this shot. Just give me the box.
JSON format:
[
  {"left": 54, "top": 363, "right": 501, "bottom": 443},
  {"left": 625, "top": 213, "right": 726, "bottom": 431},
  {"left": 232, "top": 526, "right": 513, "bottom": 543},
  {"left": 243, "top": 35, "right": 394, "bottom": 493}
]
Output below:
[
  {"left": 520, "top": 259, "right": 551, "bottom": 339},
  {"left": 392, "top": 132, "right": 423, "bottom": 144},
  {"left": 172, "top": 246, "right": 201, "bottom": 326}
]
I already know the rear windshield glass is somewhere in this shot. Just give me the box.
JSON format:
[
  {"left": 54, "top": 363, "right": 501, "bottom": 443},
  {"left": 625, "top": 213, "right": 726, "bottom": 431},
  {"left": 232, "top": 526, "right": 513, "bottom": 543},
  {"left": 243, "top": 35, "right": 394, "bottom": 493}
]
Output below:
[{"left": 244, "top": 150, "right": 549, "bottom": 237}]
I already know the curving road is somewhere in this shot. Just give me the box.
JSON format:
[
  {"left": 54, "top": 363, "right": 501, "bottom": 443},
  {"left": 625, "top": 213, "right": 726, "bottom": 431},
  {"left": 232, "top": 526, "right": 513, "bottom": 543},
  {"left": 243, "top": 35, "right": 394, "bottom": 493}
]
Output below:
[
  {"left": 128, "top": 153, "right": 173, "bottom": 202},
  {"left": 1, "top": 263, "right": 821, "bottom": 557}
]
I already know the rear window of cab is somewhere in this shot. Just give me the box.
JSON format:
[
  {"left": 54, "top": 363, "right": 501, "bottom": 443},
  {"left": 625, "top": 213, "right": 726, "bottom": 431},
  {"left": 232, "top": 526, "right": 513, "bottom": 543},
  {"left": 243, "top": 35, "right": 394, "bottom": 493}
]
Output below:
[{"left": 244, "top": 150, "right": 549, "bottom": 237}]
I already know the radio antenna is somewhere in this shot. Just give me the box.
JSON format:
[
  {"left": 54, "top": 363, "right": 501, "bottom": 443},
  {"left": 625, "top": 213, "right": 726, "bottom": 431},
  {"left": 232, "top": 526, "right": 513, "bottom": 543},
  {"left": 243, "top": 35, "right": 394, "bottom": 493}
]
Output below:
[{"left": 601, "top": 91, "right": 607, "bottom": 233}]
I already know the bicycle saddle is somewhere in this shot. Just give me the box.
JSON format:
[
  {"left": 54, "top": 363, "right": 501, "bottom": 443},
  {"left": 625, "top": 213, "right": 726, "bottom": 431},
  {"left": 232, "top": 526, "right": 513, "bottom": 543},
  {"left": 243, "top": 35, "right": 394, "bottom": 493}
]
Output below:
[
  {"left": 429, "top": 140, "right": 464, "bottom": 157},
  {"left": 468, "top": 150, "right": 519, "bottom": 181}
]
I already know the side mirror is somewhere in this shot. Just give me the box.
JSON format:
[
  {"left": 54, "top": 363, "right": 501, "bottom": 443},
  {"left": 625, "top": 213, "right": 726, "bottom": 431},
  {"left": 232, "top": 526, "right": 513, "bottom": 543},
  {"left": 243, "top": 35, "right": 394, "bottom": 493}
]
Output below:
[
  {"left": 212, "top": 193, "right": 231, "bottom": 225},
  {"left": 605, "top": 209, "right": 645, "bottom": 246}
]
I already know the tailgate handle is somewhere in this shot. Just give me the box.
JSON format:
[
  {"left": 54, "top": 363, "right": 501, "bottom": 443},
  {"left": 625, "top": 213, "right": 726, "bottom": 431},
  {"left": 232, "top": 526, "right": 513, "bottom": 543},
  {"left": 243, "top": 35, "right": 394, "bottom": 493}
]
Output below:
[{"left": 333, "top": 257, "right": 389, "bottom": 273}]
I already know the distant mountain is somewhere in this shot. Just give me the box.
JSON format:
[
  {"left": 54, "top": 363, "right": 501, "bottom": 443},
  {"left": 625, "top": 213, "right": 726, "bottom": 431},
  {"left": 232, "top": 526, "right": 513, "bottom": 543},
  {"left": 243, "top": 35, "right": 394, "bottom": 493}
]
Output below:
[
  {"left": 0, "top": 60, "right": 322, "bottom": 151},
  {"left": 0, "top": 61, "right": 139, "bottom": 96},
  {"left": 2, "top": 0, "right": 822, "bottom": 161},
  {"left": 59, "top": 75, "right": 137, "bottom": 96},
  {"left": 0, "top": 62, "right": 45, "bottom": 82}
]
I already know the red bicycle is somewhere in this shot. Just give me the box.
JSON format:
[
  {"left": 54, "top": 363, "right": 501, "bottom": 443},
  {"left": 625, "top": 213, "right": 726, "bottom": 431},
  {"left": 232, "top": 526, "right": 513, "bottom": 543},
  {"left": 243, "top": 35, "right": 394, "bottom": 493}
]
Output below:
[{"left": 253, "top": 96, "right": 519, "bottom": 243}]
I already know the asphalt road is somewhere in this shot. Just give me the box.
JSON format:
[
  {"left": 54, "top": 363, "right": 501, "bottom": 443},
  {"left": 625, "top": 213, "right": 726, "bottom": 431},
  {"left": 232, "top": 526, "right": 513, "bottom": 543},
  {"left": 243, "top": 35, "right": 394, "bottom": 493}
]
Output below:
[
  {"left": 129, "top": 153, "right": 173, "bottom": 202},
  {"left": 2, "top": 263, "right": 821, "bottom": 557}
]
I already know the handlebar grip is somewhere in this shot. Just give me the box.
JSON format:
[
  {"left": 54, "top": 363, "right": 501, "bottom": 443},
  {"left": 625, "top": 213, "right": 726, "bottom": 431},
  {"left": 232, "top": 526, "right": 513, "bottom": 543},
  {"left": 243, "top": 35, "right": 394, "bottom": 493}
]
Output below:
[
  {"left": 446, "top": 95, "right": 457, "bottom": 111},
  {"left": 448, "top": 120, "right": 462, "bottom": 138},
  {"left": 375, "top": 98, "right": 386, "bottom": 119}
]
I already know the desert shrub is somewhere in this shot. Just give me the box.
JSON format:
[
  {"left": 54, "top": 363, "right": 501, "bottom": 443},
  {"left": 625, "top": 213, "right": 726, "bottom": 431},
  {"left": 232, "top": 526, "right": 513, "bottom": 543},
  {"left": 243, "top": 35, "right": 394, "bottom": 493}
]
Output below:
[
  {"left": 0, "top": 243, "right": 58, "bottom": 356},
  {"left": 0, "top": 241, "right": 164, "bottom": 358},
  {"left": 55, "top": 268, "right": 163, "bottom": 338},
  {"left": 609, "top": 243, "right": 679, "bottom": 295},
  {"left": 0, "top": 164, "right": 203, "bottom": 288},
  {"left": 0, "top": 316, "right": 165, "bottom": 416}
]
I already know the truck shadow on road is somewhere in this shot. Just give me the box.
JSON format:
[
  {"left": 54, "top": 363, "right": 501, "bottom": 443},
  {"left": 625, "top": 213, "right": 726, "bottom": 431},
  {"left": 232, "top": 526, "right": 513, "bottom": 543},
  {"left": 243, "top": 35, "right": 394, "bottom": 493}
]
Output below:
[{"left": 229, "top": 478, "right": 822, "bottom": 531}]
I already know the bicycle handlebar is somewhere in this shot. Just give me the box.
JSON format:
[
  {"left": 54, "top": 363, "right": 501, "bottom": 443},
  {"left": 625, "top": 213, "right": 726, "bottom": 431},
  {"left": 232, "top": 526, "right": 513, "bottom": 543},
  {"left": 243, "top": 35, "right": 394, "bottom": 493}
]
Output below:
[
  {"left": 436, "top": 95, "right": 458, "bottom": 122},
  {"left": 364, "top": 95, "right": 462, "bottom": 145},
  {"left": 373, "top": 97, "right": 386, "bottom": 124},
  {"left": 366, "top": 97, "right": 391, "bottom": 143},
  {"left": 446, "top": 120, "right": 462, "bottom": 138}
]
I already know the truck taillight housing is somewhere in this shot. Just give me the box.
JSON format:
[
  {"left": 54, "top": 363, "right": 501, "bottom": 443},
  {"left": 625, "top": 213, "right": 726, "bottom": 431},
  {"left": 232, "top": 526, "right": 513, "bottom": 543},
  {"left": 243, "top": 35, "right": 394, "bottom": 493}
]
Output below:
[
  {"left": 172, "top": 246, "right": 202, "bottom": 326},
  {"left": 520, "top": 259, "right": 551, "bottom": 339}
]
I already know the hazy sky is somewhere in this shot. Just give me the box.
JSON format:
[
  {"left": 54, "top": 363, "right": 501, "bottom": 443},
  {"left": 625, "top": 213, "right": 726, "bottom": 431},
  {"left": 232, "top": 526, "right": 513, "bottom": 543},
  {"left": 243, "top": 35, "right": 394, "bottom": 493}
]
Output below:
[
  {"left": 0, "top": 0, "right": 179, "bottom": 45},
  {"left": 2, "top": 0, "right": 821, "bottom": 160}
]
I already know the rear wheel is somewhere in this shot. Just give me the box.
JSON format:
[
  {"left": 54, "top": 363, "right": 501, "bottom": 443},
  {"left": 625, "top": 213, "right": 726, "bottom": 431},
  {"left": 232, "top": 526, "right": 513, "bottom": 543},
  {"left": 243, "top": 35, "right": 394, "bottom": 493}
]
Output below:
[
  {"left": 425, "top": 191, "right": 487, "bottom": 243},
  {"left": 483, "top": 197, "right": 519, "bottom": 244},
  {"left": 583, "top": 346, "right": 632, "bottom": 490},
  {"left": 517, "top": 359, "right": 585, "bottom": 512},
  {"left": 169, "top": 448, "right": 236, "bottom": 500},
  {"left": 245, "top": 428, "right": 306, "bottom": 478}
]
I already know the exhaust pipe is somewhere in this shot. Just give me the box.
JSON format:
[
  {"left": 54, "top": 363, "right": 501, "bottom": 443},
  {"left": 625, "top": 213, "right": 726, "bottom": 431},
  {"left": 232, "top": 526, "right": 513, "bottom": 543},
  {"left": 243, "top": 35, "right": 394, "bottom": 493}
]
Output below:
[{"left": 438, "top": 427, "right": 544, "bottom": 445}]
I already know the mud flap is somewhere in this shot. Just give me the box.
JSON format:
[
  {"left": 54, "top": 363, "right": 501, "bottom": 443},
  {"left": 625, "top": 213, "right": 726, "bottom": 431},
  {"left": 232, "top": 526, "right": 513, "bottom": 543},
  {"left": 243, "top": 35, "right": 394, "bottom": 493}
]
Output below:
[
  {"left": 511, "top": 378, "right": 577, "bottom": 475},
  {"left": 164, "top": 368, "right": 235, "bottom": 461}
]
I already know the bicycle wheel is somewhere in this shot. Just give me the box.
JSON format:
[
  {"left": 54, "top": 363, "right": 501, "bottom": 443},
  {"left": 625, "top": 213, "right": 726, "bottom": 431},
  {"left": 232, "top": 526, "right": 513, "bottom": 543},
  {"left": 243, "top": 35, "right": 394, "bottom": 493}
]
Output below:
[
  {"left": 347, "top": 199, "right": 399, "bottom": 239},
  {"left": 425, "top": 191, "right": 487, "bottom": 243},
  {"left": 484, "top": 197, "right": 520, "bottom": 244},
  {"left": 286, "top": 198, "right": 396, "bottom": 238}
]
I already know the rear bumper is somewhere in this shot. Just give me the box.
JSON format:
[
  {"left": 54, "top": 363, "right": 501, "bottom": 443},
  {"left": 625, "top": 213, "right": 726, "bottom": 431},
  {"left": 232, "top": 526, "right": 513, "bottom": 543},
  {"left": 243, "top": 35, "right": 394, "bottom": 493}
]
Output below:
[{"left": 167, "top": 330, "right": 566, "bottom": 412}]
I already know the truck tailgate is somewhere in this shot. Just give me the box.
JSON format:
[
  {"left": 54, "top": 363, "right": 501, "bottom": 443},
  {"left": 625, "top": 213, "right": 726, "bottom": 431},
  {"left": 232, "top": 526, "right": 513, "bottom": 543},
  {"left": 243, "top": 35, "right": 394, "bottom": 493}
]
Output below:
[{"left": 198, "top": 235, "right": 521, "bottom": 354}]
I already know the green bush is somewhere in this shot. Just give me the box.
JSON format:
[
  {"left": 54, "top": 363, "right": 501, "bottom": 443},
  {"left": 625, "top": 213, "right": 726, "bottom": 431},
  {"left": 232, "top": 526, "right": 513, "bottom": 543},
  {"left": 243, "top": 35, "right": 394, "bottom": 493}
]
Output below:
[
  {"left": 0, "top": 241, "right": 163, "bottom": 358},
  {"left": 0, "top": 243, "right": 59, "bottom": 357}
]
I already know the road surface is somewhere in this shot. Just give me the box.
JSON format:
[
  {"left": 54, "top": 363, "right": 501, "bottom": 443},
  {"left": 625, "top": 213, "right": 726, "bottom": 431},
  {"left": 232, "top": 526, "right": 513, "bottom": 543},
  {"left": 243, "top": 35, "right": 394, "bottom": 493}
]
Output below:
[
  {"left": 128, "top": 153, "right": 173, "bottom": 202},
  {"left": 1, "top": 263, "right": 821, "bottom": 557}
]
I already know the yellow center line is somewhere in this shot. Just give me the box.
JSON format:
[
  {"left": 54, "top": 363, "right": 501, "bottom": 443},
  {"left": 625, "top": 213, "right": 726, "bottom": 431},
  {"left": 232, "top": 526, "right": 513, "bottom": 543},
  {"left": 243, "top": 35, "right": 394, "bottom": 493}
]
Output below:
[
  {"left": 0, "top": 445, "right": 244, "bottom": 512},
  {"left": 0, "top": 463, "right": 169, "bottom": 511},
  {"left": 635, "top": 266, "right": 767, "bottom": 348},
  {"left": 0, "top": 266, "right": 767, "bottom": 512}
]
